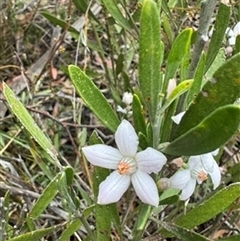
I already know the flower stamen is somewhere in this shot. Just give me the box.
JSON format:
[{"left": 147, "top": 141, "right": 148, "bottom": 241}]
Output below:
[
  {"left": 117, "top": 157, "right": 137, "bottom": 175},
  {"left": 198, "top": 170, "right": 208, "bottom": 181},
  {"left": 117, "top": 161, "right": 130, "bottom": 175}
]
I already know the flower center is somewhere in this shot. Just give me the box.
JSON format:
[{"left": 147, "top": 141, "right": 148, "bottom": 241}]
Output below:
[
  {"left": 117, "top": 157, "right": 137, "bottom": 175},
  {"left": 191, "top": 168, "right": 208, "bottom": 182},
  {"left": 197, "top": 170, "right": 208, "bottom": 181}
]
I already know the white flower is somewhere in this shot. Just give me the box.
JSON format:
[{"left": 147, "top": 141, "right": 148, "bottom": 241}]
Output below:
[
  {"left": 82, "top": 120, "right": 167, "bottom": 206},
  {"left": 122, "top": 92, "right": 133, "bottom": 105},
  {"left": 226, "top": 22, "right": 240, "bottom": 45},
  {"left": 117, "top": 92, "right": 133, "bottom": 115},
  {"left": 170, "top": 112, "right": 221, "bottom": 200},
  {"left": 170, "top": 152, "right": 221, "bottom": 200},
  {"left": 116, "top": 105, "right": 128, "bottom": 114}
]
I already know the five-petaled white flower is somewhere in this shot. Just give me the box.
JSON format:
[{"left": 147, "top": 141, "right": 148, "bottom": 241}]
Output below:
[
  {"left": 170, "top": 151, "right": 221, "bottom": 200},
  {"left": 226, "top": 22, "right": 240, "bottom": 45},
  {"left": 82, "top": 120, "right": 167, "bottom": 206},
  {"left": 170, "top": 112, "right": 221, "bottom": 200}
]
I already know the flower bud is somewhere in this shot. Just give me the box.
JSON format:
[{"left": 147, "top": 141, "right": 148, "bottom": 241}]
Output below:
[
  {"left": 157, "top": 178, "right": 171, "bottom": 191},
  {"left": 169, "top": 157, "right": 183, "bottom": 170}
]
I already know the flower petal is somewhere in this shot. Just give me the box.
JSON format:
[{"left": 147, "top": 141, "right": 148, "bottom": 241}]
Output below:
[
  {"left": 98, "top": 171, "right": 130, "bottom": 204},
  {"left": 208, "top": 161, "right": 221, "bottom": 189},
  {"left": 228, "top": 36, "right": 236, "bottom": 45},
  {"left": 170, "top": 169, "right": 191, "bottom": 190},
  {"left": 171, "top": 111, "right": 186, "bottom": 124},
  {"left": 179, "top": 178, "right": 196, "bottom": 200},
  {"left": 211, "top": 149, "right": 219, "bottom": 156},
  {"left": 188, "top": 156, "right": 202, "bottom": 170},
  {"left": 233, "top": 21, "right": 240, "bottom": 35},
  {"left": 82, "top": 144, "right": 122, "bottom": 169},
  {"left": 131, "top": 170, "right": 159, "bottom": 206},
  {"left": 122, "top": 92, "right": 133, "bottom": 105},
  {"left": 227, "top": 28, "right": 234, "bottom": 37},
  {"left": 115, "top": 120, "right": 139, "bottom": 157},
  {"left": 136, "top": 147, "right": 167, "bottom": 174},
  {"left": 200, "top": 153, "right": 215, "bottom": 173}
]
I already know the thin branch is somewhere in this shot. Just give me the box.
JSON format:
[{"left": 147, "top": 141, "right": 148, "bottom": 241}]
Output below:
[{"left": 187, "top": 0, "right": 218, "bottom": 78}]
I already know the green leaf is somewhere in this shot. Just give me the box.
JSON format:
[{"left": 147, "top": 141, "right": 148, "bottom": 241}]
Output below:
[
  {"left": 161, "top": 79, "right": 193, "bottom": 114},
  {"left": 5, "top": 227, "right": 54, "bottom": 241},
  {"left": 163, "top": 105, "right": 240, "bottom": 156},
  {"left": 174, "top": 183, "right": 240, "bottom": 229},
  {"left": 217, "top": 235, "right": 240, "bottom": 241},
  {"left": 139, "top": 0, "right": 162, "bottom": 122},
  {"left": 132, "top": 204, "right": 152, "bottom": 240},
  {"left": 205, "top": 3, "right": 230, "bottom": 72},
  {"left": 159, "top": 188, "right": 180, "bottom": 205},
  {"left": 163, "top": 28, "right": 193, "bottom": 91},
  {"left": 41, "top": 12, "right": 79, "bottom": 35},
  {"left": 101, "top": 0, "right": 131, "bottom": 30},
  {"left": 27, "top": 173, "right": 61, "bottom": 221},
  {"left": 205, "top": 48, "right": 226, "bottom": 80},
  {"left": 174, "top": 53, "right": 240, "bottom": 138},
  {"left": 235, "top": 35, "right": 240, "bottom": 54},
  {"left": 161, "top": 222, "right": 210, "bottom": 241},
  {"left": 57, "top": 167, "right": 76, "bottom": 212},
  {"left": 64, "top": 166, "right": 74, "bottom": 186},
  {"left": 2, "top": 83, "right": 59, "bottom": 163},
  {"left": 58, "top": 219, "right": 82, "bottom": 241},
  {"left": 187, "top": 52, "right": 206, "bottom": 105},
  {"left": 132, "top": 94, "right": 146, "bottom": 136},
  {"left": 68, "top": 65, "right": 120, "bottom": 132}
]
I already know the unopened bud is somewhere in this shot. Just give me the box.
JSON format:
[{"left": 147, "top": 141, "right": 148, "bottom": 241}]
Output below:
[
  {"left": 170, "top": 157, "right": 183, "bottom": 170},
  {"left": 157, "top": 178, "right": 171, "bottom": 191}
]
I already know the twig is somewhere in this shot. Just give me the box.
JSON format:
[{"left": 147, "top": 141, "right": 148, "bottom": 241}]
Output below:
[{"left": 187, "top": 0, "right": 218, "bottom": 78}]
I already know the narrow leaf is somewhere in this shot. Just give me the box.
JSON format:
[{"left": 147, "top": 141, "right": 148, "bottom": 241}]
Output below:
[
  {"left": 187, "top": 52, "right": 206, "bottom": 105},
  {"left": 27, "top": 173, "right": 61, "bottom": 220},
  {"left": 101, "top": 0, "right": 131, "bottom": 30},
  {"left": 58, "top": 219, "right": 82, "bottom": 241},
  {"left": 161, "top": 79, "right": 193, "bottom": 114},
  {"left": 68, "top": 65, "right": 120, "bottom": 132},
  {"left": 132, "top": 94, "right": 146, "bottom": 136},
  {"left": 58, "top": 168, "right": 76, "bottom": 212},
  {"left": 5, "top": 227, "right": 54, "bottom": 241},
  {"left": 139, "top": 0, "right": 162, "bottom": 122},
  {"left": 162, "top": 222, "right": 210, "bottom": 241},
  {"left": 163, "top": 105, "right": 240, "bottom": 156},
  {"left": 205, "top": 3, "right": 230, "bottom": 71},
  {"left": 2, "top": 83, "right": 59, "bottom": 162},
  {"left": 163, "top": 28, "right": 193, "bottom": 91},
  {"left": 174, "top": 183, "right": 240, "bottom": 229},
  {"left": 41, "top": 12, "right": 79, "bottom": 34},
  {"left": 217, "top": 235, "right": 240, "bottom": 241}
]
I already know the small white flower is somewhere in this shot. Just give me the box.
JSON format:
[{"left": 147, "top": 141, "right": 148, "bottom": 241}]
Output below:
[
  {"left": 82, "top": 120, "right": 167, "bottom": 206},
  {"left": 170, "top": 152, "right": 221, "bottom": 200},
  {"left": 170, "top": 112, "right": 221, "bottom": 200},
  {"left": 116, "top": 105, "right": 127, "bottom": 114},
  {"left": 122, "top": 92, "right": 133, "bottom": 105},
  {"left": 117, "top": 92, "right": 133, "bottom": 116},
  {"left": 226, "top": 22, "right": 240, "bottom": 45}
]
